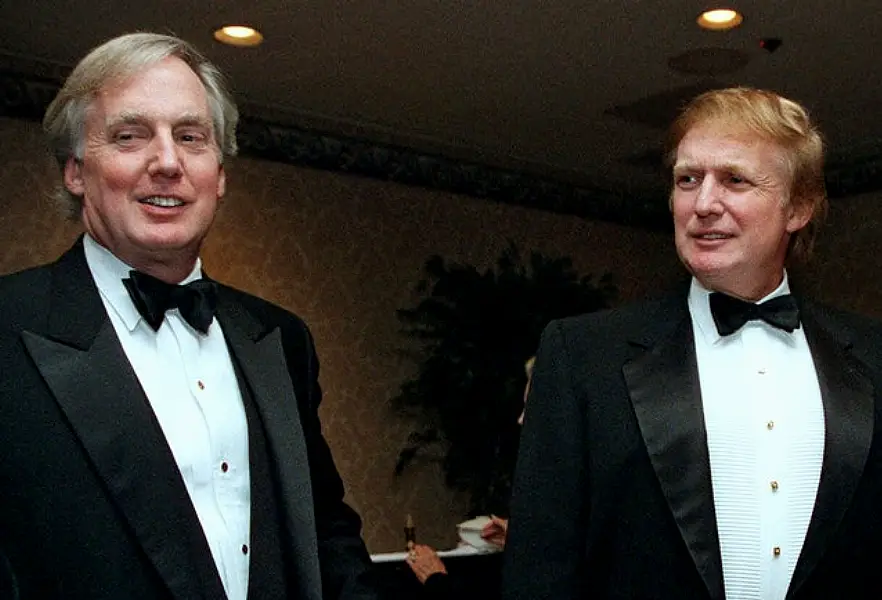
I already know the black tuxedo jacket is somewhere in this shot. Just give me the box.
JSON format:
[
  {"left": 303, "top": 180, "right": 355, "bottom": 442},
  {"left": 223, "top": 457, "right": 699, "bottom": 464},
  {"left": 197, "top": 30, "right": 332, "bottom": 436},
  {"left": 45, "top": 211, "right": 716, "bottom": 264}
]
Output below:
[
  {"left": 502, "top": 290, "right": 882, "bottom": 599},
  {"left": 0, "top": 240, "right": 379, "bottom": 600}
]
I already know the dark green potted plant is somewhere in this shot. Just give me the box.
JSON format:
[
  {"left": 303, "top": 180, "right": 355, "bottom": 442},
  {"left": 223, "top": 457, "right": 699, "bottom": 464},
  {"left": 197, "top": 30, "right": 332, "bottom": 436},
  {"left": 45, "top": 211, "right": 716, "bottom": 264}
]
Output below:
[{"left": 393, "top": 243, "right": 616, "bottom": 516}]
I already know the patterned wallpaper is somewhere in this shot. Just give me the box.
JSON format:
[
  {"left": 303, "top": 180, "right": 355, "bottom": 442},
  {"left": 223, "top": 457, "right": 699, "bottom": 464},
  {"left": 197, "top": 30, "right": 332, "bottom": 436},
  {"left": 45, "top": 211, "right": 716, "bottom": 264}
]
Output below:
[{"left": 2, "top": 116, "right": 881, "bottom": 553}]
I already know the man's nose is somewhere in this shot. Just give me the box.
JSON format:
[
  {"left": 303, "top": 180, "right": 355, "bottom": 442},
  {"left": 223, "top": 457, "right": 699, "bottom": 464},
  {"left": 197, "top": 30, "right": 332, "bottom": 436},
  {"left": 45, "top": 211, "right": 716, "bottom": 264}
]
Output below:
[
  {"left": 147, "top": 132, "right": 183, "bottom": 177},
  {"left": 694, "top": 177, "right": 723, "bottom": 215}
]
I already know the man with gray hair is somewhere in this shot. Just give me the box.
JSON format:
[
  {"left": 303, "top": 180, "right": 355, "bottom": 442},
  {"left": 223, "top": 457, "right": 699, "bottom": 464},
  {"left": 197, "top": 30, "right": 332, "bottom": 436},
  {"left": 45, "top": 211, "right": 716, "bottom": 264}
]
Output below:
[{"left": 0, "top": 32, "right": 381, "bottom": 600}]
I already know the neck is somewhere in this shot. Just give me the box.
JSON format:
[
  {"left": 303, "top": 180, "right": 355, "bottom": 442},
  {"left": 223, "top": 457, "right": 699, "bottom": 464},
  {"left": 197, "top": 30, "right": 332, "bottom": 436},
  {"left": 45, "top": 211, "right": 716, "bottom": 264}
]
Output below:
[
  {"left": 82, "top": 230, "right": 202, "bottom": 284},
  {"left": 130, "top": 255, "right": 199, "bottom": 284},
  {"left": 699, "top": 271, "right": 786, "bottom": 302}
]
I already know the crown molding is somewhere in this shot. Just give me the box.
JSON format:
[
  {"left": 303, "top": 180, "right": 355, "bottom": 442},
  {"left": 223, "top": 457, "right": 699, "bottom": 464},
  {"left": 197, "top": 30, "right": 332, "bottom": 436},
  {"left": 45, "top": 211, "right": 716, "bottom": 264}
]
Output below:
[{"left": 2, "top": 59, "right": 879, "bottom": 236}]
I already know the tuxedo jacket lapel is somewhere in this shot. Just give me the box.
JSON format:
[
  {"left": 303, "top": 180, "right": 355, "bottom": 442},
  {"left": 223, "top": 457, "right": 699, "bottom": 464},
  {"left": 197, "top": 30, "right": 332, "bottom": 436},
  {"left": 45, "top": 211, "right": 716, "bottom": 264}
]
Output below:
[
  {"left": 622, "top": 297, "right": 725, "bottom": 600},
  {"left": 215, "top": 293, "right": 323, "bottom": 600},
  {"left": 786, "top": 307, "right": 874, "bottom": 598},
  {"left": 21, "top": 242, "right": 225, "bottom": 600},
  {"left": 621, "top": 296, "right": 875, "bottom": 600}
]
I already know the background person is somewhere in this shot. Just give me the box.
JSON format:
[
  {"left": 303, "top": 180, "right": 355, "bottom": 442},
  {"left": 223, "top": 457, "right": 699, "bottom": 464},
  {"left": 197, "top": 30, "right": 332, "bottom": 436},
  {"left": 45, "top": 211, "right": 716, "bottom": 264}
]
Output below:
[{"left": 406, "top": 356, "right": 534, "bottom": 597}]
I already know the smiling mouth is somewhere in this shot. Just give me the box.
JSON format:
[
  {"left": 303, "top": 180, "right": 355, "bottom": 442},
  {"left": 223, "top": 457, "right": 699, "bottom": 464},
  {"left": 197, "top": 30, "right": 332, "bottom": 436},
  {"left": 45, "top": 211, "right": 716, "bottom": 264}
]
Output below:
[
  {"left": 694, "top": 233, "right": 731, "bottom": 240},
  {"left": 140, "top": 196, "right": 184, "bottom": 208}
]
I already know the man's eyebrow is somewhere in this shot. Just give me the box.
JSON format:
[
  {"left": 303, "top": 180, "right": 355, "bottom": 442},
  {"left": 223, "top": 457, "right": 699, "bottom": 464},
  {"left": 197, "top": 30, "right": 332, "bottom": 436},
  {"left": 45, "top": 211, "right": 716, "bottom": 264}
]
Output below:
[
  {"left": 103, "top": 112, "right": 213, "bottom": 128},
  {"left": 672, "top": 160, "right": 692, "bottom": 171},
  {"left": 104, "top": 112, "right": 148, "bottom": 128},
  {"left": 673, "top": 159, "right": 748, "bottom": 172},
  {"left": 672, "top": 160, "right": 702, "bottom": 173},
  {"left": 174, "top": 114, "right": 214, "bottom": 128}
]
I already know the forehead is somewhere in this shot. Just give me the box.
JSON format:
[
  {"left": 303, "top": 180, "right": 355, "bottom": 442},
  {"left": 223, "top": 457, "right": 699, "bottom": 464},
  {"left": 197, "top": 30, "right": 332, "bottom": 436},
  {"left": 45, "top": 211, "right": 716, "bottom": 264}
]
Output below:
[
  {"left": 90, "top": 56, "right": 211, "bottom": 121},
  {"left": 674, "top": 123, "right": 787, "bottom": 173}
]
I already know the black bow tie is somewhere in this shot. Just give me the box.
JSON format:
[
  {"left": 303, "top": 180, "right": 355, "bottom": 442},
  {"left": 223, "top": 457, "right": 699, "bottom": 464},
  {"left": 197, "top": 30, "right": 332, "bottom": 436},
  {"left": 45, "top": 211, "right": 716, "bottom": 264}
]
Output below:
[
  {"left": 123, "top": 270, "right": 217, "bottom": 334},
  {"left": 709, "top": 292, "right": 801, "bottom": 337}
]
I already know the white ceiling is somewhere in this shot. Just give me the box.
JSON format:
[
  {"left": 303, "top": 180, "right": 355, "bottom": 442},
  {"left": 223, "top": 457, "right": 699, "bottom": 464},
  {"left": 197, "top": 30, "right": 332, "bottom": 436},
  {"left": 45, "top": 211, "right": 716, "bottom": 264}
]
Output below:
[{"left": 2, "top": 0, "right": 881, "bottom": 209}]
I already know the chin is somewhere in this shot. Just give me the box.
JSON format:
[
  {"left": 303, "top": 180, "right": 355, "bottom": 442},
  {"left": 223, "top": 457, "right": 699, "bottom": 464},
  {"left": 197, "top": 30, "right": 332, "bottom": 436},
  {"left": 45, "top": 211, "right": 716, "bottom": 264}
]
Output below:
[
  {"left": 684, "top": 258, "right": 734, "bottom": 284},
  {"left": 141, "top": 224, "right": 207, "bottom": 246}
]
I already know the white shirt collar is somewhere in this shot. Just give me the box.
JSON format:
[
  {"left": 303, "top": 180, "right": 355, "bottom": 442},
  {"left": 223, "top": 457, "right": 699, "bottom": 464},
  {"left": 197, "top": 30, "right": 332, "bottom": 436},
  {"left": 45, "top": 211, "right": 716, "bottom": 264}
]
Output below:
[
  {"left": 687, "top": 273, "right": 792, "bottom": 346},
  {"left": 82, "top": 233, "right": 203, "bottom": 332}
]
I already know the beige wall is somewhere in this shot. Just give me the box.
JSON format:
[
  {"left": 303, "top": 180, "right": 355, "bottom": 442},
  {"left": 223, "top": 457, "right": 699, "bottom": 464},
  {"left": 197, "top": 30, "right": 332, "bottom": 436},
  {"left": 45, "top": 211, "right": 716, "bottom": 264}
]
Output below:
[{"left": 2, "top": 116, "right": 880, "bottom": 552}]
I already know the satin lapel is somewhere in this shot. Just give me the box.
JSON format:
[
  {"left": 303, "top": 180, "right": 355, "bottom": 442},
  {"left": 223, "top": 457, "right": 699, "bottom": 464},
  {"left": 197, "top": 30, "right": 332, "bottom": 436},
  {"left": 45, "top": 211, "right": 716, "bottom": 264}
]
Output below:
[
  {"left": 216, "top": 296, "right": 323, "bottom": 600},
  {"left": 786, "top": 309, "right": 873, "bottom": 599},
  {"left": 22, "top": 242, "right": 224, "bottom": 600},
  {"left": 622, "top": 307, "right": 724, "bottom": 600}
]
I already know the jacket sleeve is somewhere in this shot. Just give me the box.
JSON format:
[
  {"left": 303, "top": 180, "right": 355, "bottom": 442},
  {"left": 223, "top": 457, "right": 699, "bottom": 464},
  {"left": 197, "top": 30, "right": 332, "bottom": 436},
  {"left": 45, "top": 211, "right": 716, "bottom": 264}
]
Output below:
[
  {"left": 284, "top": 319, "right": 382, "bottom": 599},
  {"left": 421, "top": 572, "right": 453, "bottom": 600},
  {"left": 501, "top": 320, "right": 589, "bottom": 599}
]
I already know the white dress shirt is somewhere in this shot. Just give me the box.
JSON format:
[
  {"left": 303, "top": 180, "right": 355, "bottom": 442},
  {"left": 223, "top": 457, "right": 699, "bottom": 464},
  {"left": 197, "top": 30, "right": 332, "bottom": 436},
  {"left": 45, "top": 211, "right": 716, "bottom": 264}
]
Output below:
[
  {"left": 688, "top": 276, "right": 824, "bottom": 600},
  {"left": 84, "top": 234, "right": 251, "bottom": 600}
]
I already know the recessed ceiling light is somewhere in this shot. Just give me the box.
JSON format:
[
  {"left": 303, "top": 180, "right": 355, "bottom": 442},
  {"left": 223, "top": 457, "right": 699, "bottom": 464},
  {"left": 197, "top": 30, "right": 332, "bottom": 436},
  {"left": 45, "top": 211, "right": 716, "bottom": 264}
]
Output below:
[
  {"left": 697, "top": 9, "right": 743, "bottom": 31},
  {"left": 214, "top": 25, "right": 264, "bottom": 47}
]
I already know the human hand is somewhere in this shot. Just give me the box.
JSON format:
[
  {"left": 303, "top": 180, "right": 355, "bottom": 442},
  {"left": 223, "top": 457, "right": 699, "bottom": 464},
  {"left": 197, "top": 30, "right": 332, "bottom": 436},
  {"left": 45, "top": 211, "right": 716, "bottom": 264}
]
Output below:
[
  {"left": 405, "top": 543, "right": 447, "bottom": 584},
  {"left": 480, "top": 515, "right": 509, "bottom": 549},
  {"left": 479, "top": 515, "right": 508, "bottom": 548}
]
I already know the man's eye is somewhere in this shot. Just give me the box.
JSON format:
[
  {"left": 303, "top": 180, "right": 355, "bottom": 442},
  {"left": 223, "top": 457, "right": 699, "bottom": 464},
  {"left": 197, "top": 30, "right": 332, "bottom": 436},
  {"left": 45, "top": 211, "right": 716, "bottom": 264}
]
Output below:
[
  {"left": 676, "top": 174, "right": 698, "bottom": 187},
  {"left": 178, "top": 131, "right": 208, "bottom": 145},
  {"left": 113, "top": 129, "right": 147, "bottom": 144}
]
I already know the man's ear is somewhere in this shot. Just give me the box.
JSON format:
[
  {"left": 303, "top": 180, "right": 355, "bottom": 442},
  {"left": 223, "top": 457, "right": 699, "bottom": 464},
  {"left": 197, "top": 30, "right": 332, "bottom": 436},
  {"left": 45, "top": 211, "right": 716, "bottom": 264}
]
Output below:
[
  {"left": 63, "top": 157, "right": 85, "bottom": 196},
  {"left": 216, "top": 165, "right": 226, "bottom": 200},
  {"left": 786, "top": 198, "right": 813, "bottom": 233}
]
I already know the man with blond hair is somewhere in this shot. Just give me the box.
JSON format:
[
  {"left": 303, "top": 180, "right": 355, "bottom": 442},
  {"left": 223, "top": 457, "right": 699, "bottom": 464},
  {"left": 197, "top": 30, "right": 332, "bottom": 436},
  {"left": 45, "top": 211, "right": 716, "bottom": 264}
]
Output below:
[
  {"left": 0, "top": 33, "right": 380, "bottom": 599},
  {"left": 502, "top": 88, "right": 882, "bottom": 599}
]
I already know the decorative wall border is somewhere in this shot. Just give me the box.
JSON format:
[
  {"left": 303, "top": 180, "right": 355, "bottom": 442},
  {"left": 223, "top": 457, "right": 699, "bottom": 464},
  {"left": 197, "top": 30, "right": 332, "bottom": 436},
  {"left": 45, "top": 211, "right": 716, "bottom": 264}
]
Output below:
[
  {"left": 3, "top": 67, "right": 880, "bottom": 232},
  {"left": 235, "top": 115, "right": 670, "bottom": 228}
]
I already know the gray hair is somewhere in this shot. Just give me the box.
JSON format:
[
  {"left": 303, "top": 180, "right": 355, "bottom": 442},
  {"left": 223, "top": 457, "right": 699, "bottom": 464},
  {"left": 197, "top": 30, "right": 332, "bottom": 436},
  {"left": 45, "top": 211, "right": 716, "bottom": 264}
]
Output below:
[{"left": 43, "top": 32, "right": 239, "bottom": 217}]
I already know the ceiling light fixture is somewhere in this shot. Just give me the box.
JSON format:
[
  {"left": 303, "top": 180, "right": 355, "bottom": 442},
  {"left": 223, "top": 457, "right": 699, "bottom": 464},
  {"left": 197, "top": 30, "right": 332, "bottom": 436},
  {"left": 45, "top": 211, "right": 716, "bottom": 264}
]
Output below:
[
  {"left": 697, "top": 9, "right": 743, "bottom": 31},
  {"left": 214, "top": 25, "right": 264, "bottom": 47}
]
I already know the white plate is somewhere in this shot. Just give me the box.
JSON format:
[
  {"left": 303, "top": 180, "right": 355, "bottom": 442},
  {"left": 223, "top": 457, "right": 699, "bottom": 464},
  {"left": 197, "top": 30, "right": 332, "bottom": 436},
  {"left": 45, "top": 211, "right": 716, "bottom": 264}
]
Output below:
[
  {"left": 456, "top": 515, "right": 492, "bottom": 531},
  {"left": 457, "top": 515, "right": 497, "bottom": 550}
]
